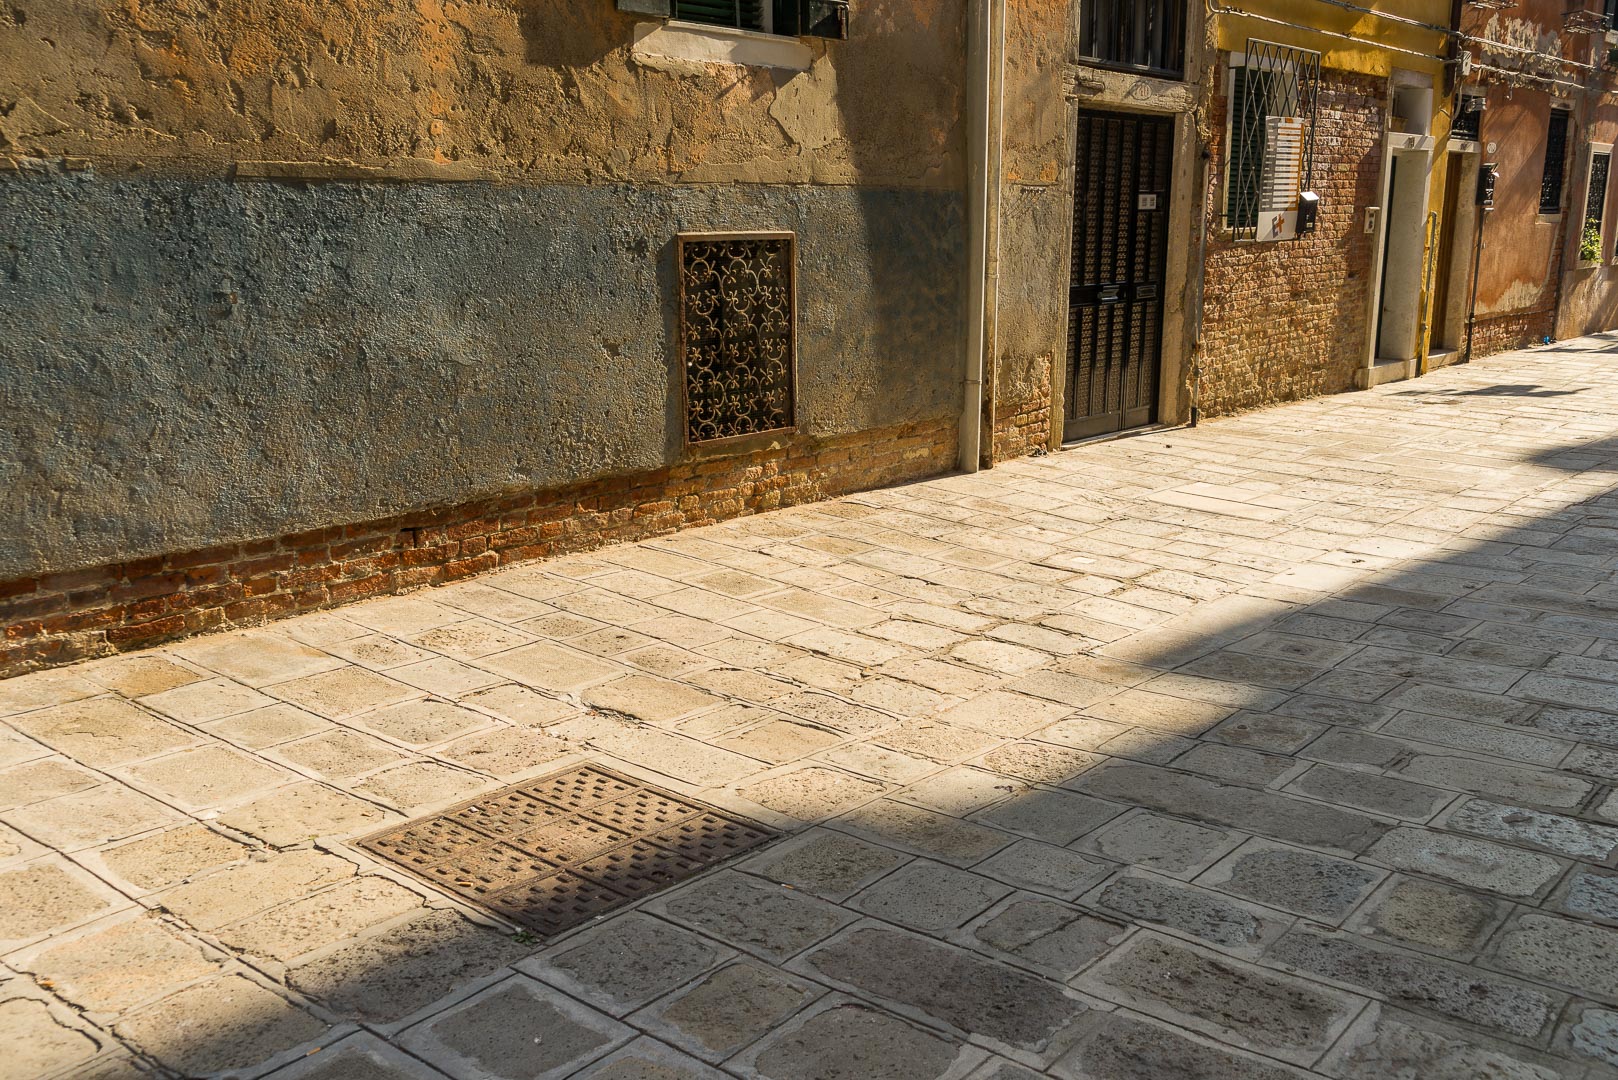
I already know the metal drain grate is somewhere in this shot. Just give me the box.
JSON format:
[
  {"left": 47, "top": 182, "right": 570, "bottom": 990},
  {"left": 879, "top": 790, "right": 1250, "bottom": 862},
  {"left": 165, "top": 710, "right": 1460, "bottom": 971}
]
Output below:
[{"left": 356, "top": 764, "right": 777, "bottom": 938}]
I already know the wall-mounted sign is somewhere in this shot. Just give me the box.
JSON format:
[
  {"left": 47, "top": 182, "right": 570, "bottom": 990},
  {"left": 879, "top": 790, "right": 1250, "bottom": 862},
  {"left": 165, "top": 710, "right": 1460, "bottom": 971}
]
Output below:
[{"left": 1138, "top": 193, "right": 1159, "bottom": 211}]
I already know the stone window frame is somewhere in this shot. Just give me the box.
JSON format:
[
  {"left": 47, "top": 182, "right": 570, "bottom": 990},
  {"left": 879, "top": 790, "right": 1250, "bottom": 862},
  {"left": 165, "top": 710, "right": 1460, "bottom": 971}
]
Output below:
[{"left": 1577, "top": 140, "right": 1614, "bottom": 268}]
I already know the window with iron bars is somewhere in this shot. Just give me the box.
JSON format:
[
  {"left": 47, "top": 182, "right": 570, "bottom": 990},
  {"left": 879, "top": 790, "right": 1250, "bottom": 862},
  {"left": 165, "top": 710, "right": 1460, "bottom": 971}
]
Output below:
[
  {"left": 1452, "top": 94, "right": 1483, "bottom": 142},
  {"left": 1079, "top": 0, "right": 1187, "bottom": 78},
  {"left": 1223, "top": 41, "right": 1321, "bottom": 241},
  {"left": 670, "top": 0, "right": 848, "bottom": 37},
  {"left": 1582, "top": 148, "right": 1611, "bottom": 263},
  {"left": 1542, "top": 108, "right": 1571, "bottom": 215}
]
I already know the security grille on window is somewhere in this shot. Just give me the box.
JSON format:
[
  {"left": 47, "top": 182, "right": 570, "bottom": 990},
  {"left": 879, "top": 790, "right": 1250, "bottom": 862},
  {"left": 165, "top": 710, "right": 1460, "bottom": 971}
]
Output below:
[
  {"left": 668, "top": 0, "right": 848, "bottom": 37},
  {"left": 1542, "top": 108, "right": 1571, "bottom": 214},
  {"left": 678, "top": 233, "right": 797, "bottom": 445},
  {"left": 1079, "top": 0, "right": 1187, "bottom": 77},
  {"left": 1453, "top": 94, "right": 1484, "bottom": 142},
  {"left": 1583, "top": 149, "right": 1611, "bottom": 262},
  {"left": 1224, "top": 41, "right": 1321, "bottom": 242}
]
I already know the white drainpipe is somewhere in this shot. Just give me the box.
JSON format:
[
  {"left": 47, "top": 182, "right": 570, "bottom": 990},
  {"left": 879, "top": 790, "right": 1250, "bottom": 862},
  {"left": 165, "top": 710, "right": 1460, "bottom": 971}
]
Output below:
[{"left": 961, "top": 0, "right": 1005, "bottom": 473}]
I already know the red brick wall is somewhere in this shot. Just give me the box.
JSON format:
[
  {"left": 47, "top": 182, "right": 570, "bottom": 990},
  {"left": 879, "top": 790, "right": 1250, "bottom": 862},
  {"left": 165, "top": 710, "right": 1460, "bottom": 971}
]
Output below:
[
  {"left": 0, "top": 419, "right": 958, "bottom": 676},
  {"left": 1199, "top": 63, "right": 1385, "bottom": 416},
  {"left": 992, "top": 378, "right": 1054, "bottom": 462},
  {"left": 1469, "top": 307, "right": 1557, "bottom": 358}
]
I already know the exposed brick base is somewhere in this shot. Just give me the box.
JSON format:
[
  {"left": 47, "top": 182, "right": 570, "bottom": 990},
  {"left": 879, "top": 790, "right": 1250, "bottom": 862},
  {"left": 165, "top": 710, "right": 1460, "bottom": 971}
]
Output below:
[
  {"left": 0, "top": 418, "right": 959, "bottom": 676},
  {"left": 1468, "top": 308, "right": 1557, "bottom": 360},
  {"left": 992, "top": 384, "right": 1054, "bottom": 462}
]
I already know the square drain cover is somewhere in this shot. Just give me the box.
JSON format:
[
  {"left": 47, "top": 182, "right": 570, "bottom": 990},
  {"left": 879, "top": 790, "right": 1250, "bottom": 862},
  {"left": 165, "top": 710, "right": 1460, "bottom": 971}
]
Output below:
[{"left": 356, "top": 764, "right": 777, "bottom": 937}]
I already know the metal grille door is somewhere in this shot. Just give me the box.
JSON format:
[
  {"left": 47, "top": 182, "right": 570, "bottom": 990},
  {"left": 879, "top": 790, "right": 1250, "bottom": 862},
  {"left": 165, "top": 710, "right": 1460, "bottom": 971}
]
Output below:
[{"left": 1066, "top": 110, "right": 1173, "bottom": 440}]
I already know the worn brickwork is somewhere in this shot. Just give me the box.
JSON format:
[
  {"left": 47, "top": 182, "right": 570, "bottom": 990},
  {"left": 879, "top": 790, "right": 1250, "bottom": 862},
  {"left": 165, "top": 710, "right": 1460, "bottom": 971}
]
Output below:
[
  {"left": 1471, "top": 308, "right": 1558, "bottom": 356},
  {"left": 991, "top": 379, "right": 1054, "bottom": 461},
  {"left": 0, "top": 419, "right": 956, "bottom": 676},
  {"left": 1198, "top": 64, "right": 1384, "bottom": 416}
]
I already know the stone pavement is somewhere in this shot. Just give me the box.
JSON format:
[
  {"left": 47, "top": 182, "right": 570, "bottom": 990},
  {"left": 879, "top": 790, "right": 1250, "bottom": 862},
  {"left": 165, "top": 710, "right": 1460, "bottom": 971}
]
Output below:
[{"left": 5, "top": 339, "right": 1618, "bottom": 1079}]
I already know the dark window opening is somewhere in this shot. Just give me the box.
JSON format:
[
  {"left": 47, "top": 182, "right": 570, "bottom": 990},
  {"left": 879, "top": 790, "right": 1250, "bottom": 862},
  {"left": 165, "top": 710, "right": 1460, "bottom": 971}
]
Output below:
[
  {"left": 1542, "top": 108, "right": 1571, "bottom": 214},
  {"left": 1453, "top": 95, "right": 1483, "bottom": 142},
  {"left": 1583, "top": 151, "right": 1610, "bottom": 262},
  {"left": 678, "top": 233, "right": 797, "bottom": 445},
  {"left": 672, "top": 0, "right": 847, "bottom": 38},
  {"left": 1080, "top": 0, "right": 1187, "bottom": 78}
]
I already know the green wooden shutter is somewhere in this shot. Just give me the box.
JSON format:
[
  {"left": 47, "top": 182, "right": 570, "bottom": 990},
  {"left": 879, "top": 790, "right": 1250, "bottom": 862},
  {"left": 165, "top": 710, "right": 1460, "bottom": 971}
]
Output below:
[{"left": 1225, "top": 65, "right": 1269, "bottom": 235}]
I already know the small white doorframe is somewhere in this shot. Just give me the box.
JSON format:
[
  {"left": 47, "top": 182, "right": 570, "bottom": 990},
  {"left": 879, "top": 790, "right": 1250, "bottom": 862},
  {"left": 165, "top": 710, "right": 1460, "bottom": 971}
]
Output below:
[{"left": 1362, "top": 130, "right": 1436, "bottom": 385}]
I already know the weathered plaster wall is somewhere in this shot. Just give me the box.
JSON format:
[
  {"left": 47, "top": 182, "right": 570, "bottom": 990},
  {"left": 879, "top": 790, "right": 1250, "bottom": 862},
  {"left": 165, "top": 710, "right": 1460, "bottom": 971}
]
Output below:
[
  {"left": 0, "top": 0, "right": 966, "bottom": 189},
  {"left": 0, "top": 169, "right": 964, "bottom": 579}
]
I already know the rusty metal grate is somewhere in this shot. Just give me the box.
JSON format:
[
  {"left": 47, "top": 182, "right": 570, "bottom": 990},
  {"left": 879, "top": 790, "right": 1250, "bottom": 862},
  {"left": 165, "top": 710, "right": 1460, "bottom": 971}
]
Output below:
[
  {"left": 678, "top": 232, "right": 797, "bottom": 446},
  {"left": 356, "top": 764, "right": 777, "bottom": 938}
]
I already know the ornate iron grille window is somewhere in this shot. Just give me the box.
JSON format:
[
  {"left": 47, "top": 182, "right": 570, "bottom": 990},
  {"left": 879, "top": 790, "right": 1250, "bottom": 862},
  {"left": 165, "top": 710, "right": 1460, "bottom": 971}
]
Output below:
[
  {"left": 1583, "top": 149, "right": 1611, "bottom": 262},
  {"left": 669, "top": 0, "right": 847, "bottom": 37},
  {"left": 1542, "top": 108, "right": 1571, "bottom": 214},
  {"left": 1224, "top": 41, "right": 1321, "bottom": 241},
  {"left": 1453, "top": 94, "right": 1483, "bottom": 141},
  {"left": 678, "top": 233, "right": 797, "bottom": 445},
  {"left": 1079, "top": 0, "right": 1187, "bottom": 77}
]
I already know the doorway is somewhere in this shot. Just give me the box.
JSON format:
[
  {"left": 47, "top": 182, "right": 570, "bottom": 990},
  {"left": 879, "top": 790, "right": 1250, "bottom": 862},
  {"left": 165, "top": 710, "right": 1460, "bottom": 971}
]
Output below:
[
  {"left": 1065, "top": 110, "right": 1173, "bottom": 440},
  {"left": 1375, "top": 148, "right": 1432, "bottom": 361}
]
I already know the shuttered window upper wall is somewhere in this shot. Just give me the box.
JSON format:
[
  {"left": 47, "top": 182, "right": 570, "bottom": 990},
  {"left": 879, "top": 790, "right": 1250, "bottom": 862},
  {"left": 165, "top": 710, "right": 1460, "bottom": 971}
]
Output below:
[{"left": 667, "top": 0, "right": 848, "bottom": 37}]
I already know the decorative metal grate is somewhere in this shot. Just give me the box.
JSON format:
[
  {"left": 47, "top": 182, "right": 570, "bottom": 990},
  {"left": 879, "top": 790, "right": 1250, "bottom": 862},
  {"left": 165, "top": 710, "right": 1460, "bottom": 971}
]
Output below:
[
  {"left": 357, "top": 764, "right": 777, "bottom": 938},
  {"left": 1452, "top": 94, "right": 1484, "bottom": 142},
  {"left": 1225, "top": 40, "right": 1321, "bottom": 240},
  {"left": 679, "top": 233, "right": 797, "bottom": 446},
  {"left": 1543, "top": 109, "right": 1571, "bottom": 215}
]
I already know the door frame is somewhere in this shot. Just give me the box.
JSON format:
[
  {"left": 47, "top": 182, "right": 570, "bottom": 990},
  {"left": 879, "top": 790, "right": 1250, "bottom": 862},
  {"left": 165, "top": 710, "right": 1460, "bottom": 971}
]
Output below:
[{"left": 1062, "top": 107, "right": 1176, "bottom": 441}]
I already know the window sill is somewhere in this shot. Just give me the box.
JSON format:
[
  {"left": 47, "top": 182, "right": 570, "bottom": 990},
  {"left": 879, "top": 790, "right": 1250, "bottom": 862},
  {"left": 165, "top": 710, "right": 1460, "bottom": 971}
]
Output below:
[
  {"left": 632, "top": 19, "right": 813, "bottom": 71},
  {"left": 1536, "top": 214, "right": 1563, "bottom": 225}
]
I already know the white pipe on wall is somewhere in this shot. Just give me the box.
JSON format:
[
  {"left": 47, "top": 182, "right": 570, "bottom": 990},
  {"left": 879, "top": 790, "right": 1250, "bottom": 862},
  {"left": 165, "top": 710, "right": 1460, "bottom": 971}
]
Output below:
[{"left": 960, "top": 0, "right": 1004, "bottom": 473}]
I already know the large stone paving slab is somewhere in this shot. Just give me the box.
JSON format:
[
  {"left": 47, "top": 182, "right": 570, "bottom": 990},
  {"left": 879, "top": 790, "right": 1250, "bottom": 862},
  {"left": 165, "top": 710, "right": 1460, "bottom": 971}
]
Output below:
[{"left": 9, "top": 339, "right": 1618, "bottom": 1077}]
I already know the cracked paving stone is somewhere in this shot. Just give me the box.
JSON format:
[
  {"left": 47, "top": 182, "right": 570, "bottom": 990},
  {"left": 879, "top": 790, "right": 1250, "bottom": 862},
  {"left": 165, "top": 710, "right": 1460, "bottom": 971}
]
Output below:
[
  {"left": 1287, "top": 764, "right": 1450, "bottom": 821},
  {"left": 0, "top": 860, "right": 122, "bottom": 947},
  {"left": 1352, "top": 876, "right": 1506, "bottom": 955},
  {"left": 972, "top": 839, "right": 1115, "bottom": 900},
  {"left": 631, "top": 960, "right": 821, "bottom": 1063},
  {"left": 738, "top": 828, "right": 908, "bottom": 902},
  {"left": 18, "top": 916, "right": 221, "bottom": 1014},
  {"left": 215, "top": 875, "right": 424, "bottom": 962},
  {"left": 1077, "top": 934, "right": 1359, "bottom": 1064},
  {"left": 744, "top": 1001, "right": 967, "bottom": 1080},
  {"left": 289, "top": 908, "right": 531, "bottom": 1023},
  {"left": 1050, "top": 1011, "right": 1310, "bottom": 1080},
  {"left": 968, "top": 897, "right": 1127, "bottom": 978},
  {"left": 651, "top": 870, "right": 857, "bottom": 962},
  {"left": 116, "top": 975, "right": 329, "bottom": 1076},
  {"left": 97, "top": 823, "right": 250, "bottom": 892},
  {"left": 1075, "top": 763, "right": 1389, "bottom": 855},
  {"left": 0, "top": 998, "right": 103, "bottom": 1079},
  {"left": 800, "top": 924, "right": 1091, "bottom": 1054},
  {"left": 1569, "top": 1006, "right": 1618, "bottom": 1069},
  {"left": 1366, "top": 827, "right": 1566, "bottom": 899},
  {"left": 1199, "top": 840, "right": 1383, "bottom": 922},
  {"left": 1266, "top": 927, "right": 1562, "bottom": 1039},
  {"left": 1092, "top": 872, "right": 1281, "bottom": 952},
  {"left": 155, "top": 849, "right": 356, "bottom": 931},
  {"left": 6, "top": 696, "right": 198, "bottom": 766},
  {"left": 402, "top": 975, "right": 631, "bottom": 1080},
  {"left": 518, "top": 912, "right": 731, "bottom": 1016},
  {"left": 1078, "top": 811, "right": 1242, "bottom": 879},
  {"left": 850, "top": 860, "right": 1009, "bottom": 931},
  {"left": 1494, "top": 912, "right": 1618, "bottom": 1002},
  {"left": 1445, "top": 798, "right": 1618, "bottom": 860},
  {"left": 1326, "top": 1009, "right": 1568, "bottom": 1079}
]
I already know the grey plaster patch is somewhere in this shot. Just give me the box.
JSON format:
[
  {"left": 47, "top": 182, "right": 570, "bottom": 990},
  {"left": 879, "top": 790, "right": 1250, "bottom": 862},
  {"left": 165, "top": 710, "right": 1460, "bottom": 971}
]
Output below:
[
  {"left": 849, "top": 860, "right": 1010, "bottom": 931},
  {"left": 966, "top": 896, "right": 1127, "bottom": 978},
  {"left": 630, "top": 960, "right": 821, "bottom": 1063},
  {"left": 1089, "top": 871, "right": 1286, "bottom": 954},
  {"left": 1075, "top": 933, "right": 1359, "bottom": 1065},
  {"left": 1445, "top": 798, "right": 1618, "bottom": 859},
  {"left": 797, "top": 923, "right": 1091, "bottom": 1056},
  {"left": 1198, "top": 840, "right": 1383, "bottom": 922},
  {"left": 401, "top": 975, "right": 631, "bottom": 1080},
  {"left": 1049, "top": 1011, "right": 1310, "bottom": 1080},
  {"left": 738, "top": 828, "right": 908, "bottom": 902},
  {"left": 1365, "top": 827, "right": 1566, "bottom": 899},
  {"left": 649, "top": 870, "right": 856, "bottom": 962},
  {"left": 1494, "top": 912, "right": 1618, "bottom": 1001},
  {"left": 517, "top": 913, "right": 731, "bottom": 1017},
  {"left": 1266, "top": 927, "right": 1562, "bottom": 1039}
]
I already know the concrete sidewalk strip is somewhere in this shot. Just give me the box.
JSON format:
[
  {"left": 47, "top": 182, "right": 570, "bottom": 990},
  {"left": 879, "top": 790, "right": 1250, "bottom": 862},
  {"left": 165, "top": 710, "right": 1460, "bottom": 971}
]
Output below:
[{"left": 7, "top": 341, "right": 1618, "bottom": 1076}]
